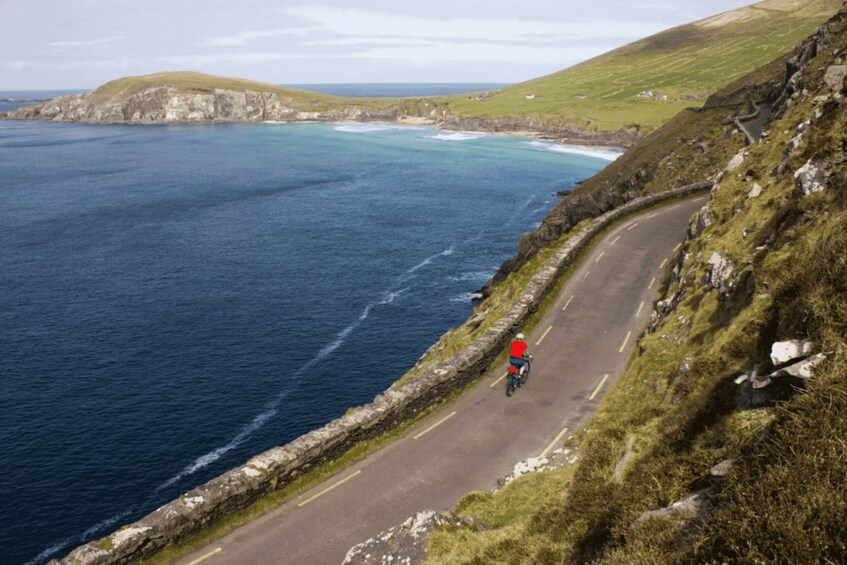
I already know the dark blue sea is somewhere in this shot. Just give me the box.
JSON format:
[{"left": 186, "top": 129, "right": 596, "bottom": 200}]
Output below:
[{"left": 0, "top": 106, "right": 615, "bottom": 564}]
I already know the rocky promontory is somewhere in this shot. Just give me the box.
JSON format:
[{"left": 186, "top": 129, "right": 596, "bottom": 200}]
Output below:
[{"left": 0, "top": 71, "right": 642, "bottom": 146}]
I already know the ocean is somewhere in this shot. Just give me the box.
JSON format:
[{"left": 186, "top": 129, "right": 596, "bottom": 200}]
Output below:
[{"left": 0, "top": 99, "right": 616, "bottom": 564}]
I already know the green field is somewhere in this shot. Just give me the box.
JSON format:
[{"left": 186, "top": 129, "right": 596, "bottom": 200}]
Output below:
[{"left": 440, "top": 0, "right": 841, "bottom": 133}]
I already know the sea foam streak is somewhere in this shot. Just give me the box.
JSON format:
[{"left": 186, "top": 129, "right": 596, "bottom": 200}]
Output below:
[
  {"left": 152, "top": 255, "right": 445, "bottom": 493},
  {"left": 524, "top": 140, "right": 622, "bottom": 161},
  {"left": 430, "top": 131, "right": 485, "bottom": 141},
  {"left": 333, "top": 121, "right": 422, "bottom": 134},
  {"left": 25, "top": 510, "right": 132, "bottom": 565},
  {"left": 408, "top": 244, "right": 455, "bottom": 273}
]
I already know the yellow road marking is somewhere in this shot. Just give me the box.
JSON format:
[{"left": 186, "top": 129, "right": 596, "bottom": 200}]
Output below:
[
  {"left": 610, "top": 235, "right": 621, "bottom": 245},
  {"left": 583, "top": 270, "right": 590, "bottom": 281},
  {"left": 589, "top": 374, "right": 610, "bottom": 400},
  {"left": 187, "top": 548, "right": 222, "bottom": 565},
  {"left": 298, "top": 470, "right": 362, "bottom": 507},
  {"left": 413, "top": 411, "right": 457, "bottom": 440},
  {"left": 659, "top": 257, "right": 668, "bottom": 269},
  {"left": 673, "top": 243, "right": 681, "bottom": 252},
  {"left": 636, "top": 301, "right": 645, "bottom": 317},
  {"left": 562, "top": 295, "right": 574, "bottom": 312},
  {"left": 490, "top": 371, "right": 509, "bottom": 388},
  {"left": 646, "top": 213, "right": 658, "bottom": 219},
  {"left": 627, "top": 222, "right": 639, "bottom": 231},
  {"left": 539, "top": 427, "right": 569, "bottom": 458},
  {"left": 619, "top": 331, "right": 632, "bottom": 353},
  {"left": 648, "top": 277, "right": 656, "bottom": 290},
  {"left": 536, "top": 325, "right": 554, "bottom": 345},
  {"left": 595, "top": 252, "right": 605, "bottom": 263}
]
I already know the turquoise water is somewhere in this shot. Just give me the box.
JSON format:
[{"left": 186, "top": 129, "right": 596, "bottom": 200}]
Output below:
[{"left": 0, "top": 117, "right": 614, "bottom": 563}]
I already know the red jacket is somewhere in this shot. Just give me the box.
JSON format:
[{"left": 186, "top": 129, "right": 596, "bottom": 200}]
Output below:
[{"left": 510, "top": 340, "right": 528, "bottom": 358}]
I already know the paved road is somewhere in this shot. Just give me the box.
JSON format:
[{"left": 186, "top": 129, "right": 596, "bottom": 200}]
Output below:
[{"left": 177, "top": 195, "right": 707, "bottom": 565}]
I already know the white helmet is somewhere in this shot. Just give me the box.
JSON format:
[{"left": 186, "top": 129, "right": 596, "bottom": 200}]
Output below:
[{"left": 516, "top": 332, "right": 525, "bottom": 340}]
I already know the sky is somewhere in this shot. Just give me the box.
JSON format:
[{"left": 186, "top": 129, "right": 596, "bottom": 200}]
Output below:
[{"left": 0, "top": 0, "right": 758, "bottom": 90}]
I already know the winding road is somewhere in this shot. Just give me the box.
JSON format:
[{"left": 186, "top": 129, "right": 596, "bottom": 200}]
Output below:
[{"left": 176, "top": 195, "right": 707, "bottom": 565}]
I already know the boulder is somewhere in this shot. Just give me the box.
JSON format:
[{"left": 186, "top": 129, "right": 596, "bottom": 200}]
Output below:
[
  {"left": 725, "top": 150, "right": 745, "bottom": 172},
  {"left": 770, "top": 339, "right": 814, "bottom": 365},
  {"left": 710, "top": 458, "right": 737, "bottom": 477},
  {"left": 343, "top": 511, "right": 482, "bottom": 564},
  {"left": 775, "top": 353, "right": 826, "bottom": 380},
  {"left": 705, "top": 252, "right": 734, "bottom": 292},
  {"left": 748, "top": 183, "right": 763, "bottom": 199},
  {"left": 637, "top": 489, "right": 713, "bottom": 522},
  {"left": 794, "top": 159, "right": 828, "bottom": 196},
  {"left": 824, "top": 65, "right": 847, "bottom": 91}
]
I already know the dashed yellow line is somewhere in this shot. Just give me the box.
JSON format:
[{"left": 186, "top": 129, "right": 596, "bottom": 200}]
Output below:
[
  {"left": 659, "top": 257, "right": 668, "bottom": 269},
  {"left": 583, "top": 270, "right": 591, "bottom": 281},
  {"left": 636, "top": 301, "right": 645, "bottom": 317},
  {"left": 413, "top": 411, "right": 457, "bottom": 440},
  {"left": 627, "top": 222, "right": 639, "bottom": 231},
  {"left": 539, "top": 427, "right": 570, "bottom": 458},
  {"left": 490, "top": 371, "right": 509, "bottom": 388},
  {"left": 187, "top": 548, "right": 222, "bottom": 565},
  {"left": 595, "top": 252, "right": 605, "bottom": 263},
  {"left": 562, "top": 295, "right": 574, "bottom": 312},
  {"left": 589, "top": 374, "right": 610, "bottom": 400},
  {"left": 648, "top": 277, "right": 656, "bottom": 290},
  {"left": 610, "top": 235, "right": 621, "bottom": 245},
  {"left": 536, "top": 325, "right": 554, "bottom": 346},
  {"left": 646, "top": 213, "right": 658, "bottom": 219},
  {"left": 618, "top": 331, "right": 632, "bottom": 353},
  {"left": 673, "top": 243, "right": 682, "bottom": 253},
  {"left": 297, "top": 470, "right": 362, "bottom": 508}
]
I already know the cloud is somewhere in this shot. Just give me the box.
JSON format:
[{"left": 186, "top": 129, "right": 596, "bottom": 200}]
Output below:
[
  {"left": 202, "top": 27, "right": 319, "bottom": 47},
  {"left": 48, "top": 36, "right": 123, "bottom": 47},
  {"left": 282, "top": 6, "right": 664, "bottom": 44}
]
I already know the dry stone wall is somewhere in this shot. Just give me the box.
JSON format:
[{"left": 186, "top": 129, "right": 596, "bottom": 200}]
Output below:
[{"left": 53, "top": 182, "right": 710, "bottom": 565}]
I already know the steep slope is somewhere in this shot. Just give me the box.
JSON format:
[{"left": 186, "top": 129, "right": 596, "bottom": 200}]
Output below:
[
  {"left": 443, "top": 0, "right": 841, "bottom": 134},
  {"left": 427, "top": 4, "right": 847, "bottom": 563}
]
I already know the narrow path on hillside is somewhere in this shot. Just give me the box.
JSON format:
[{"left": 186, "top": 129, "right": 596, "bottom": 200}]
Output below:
[{"left": 176, "top": 195, "right": 707, "bottom": 565}]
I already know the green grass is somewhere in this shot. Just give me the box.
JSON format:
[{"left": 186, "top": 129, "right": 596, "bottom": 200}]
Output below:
[
  {"left": 439, "top": 0, "right": 840, "bottom": 133},
  {"left": 425, "top": 15, "right": 847, "bottom": 562}
]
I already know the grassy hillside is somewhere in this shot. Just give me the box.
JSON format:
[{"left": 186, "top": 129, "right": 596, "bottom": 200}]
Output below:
[
  {"left": 442, "top": 0, "right": 841, "bottom": 133},
  {"left": 85, "top": 71, "right": 393, "bottom": 110},
  {"left": 426, "top": 5, "right": 847, "bottom": 563}
]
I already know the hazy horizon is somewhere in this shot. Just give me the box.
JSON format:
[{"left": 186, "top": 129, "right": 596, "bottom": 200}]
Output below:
[{"left": 1, "top": 1, "right": 756, "bottom": 90}]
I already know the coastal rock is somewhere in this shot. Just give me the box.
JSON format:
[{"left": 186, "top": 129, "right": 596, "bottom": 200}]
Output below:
[
  {"left": 710, "top": 458, "right": 737, "bottom": 477},
  {"left": 343, "top": 511, "right": 482, "bottom": 565},
  {"left": 637, "top": 489, "right": 713, "bottom": 523},
  {"left": 725, "top": 150, "right": 745, "bottom": 172},
  {"left": 794, "top": 159, "right": 828, "bottom": 196},
  {"left": 704, "top": 252, "right": 734, "bottom": 292},
  {"left": 824, "top": 65, "right": 847, "bottom": 91},
  {"left": 770, "top": 339, "right": 814, "bottom": 365},
  {"left": 688, "top": 205, "right": 713, "bottom": 238}
]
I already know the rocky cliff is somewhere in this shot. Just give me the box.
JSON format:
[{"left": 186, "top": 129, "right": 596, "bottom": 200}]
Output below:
[
  {"left": 0, "top": 72, "right": 642, "bottom": 146},
  {"left": 3, "top": 84, "right": 406, "bottom": 124}
]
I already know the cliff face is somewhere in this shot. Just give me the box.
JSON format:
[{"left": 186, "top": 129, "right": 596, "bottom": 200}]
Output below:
[{"left": 4, "top": 86, "right": 408, "bottom": 124}]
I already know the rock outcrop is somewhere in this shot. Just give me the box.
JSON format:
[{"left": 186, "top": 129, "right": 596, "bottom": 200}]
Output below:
[{"left": 5, "top": 86, "right": 405, "bottom": 125}]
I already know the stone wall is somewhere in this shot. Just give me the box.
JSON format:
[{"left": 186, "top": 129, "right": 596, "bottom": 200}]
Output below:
[{"left": 54, "top": 182, "right": 710, "bottom": 565}]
